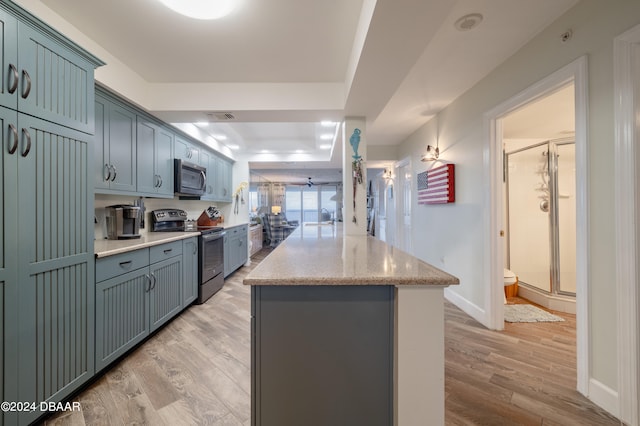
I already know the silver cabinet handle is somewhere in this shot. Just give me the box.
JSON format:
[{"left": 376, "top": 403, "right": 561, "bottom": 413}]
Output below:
[
  {"left": 159, "top": 176, "right": 163, "bottom": 187},
  {"left": 8, "top": 124, "right": 18, "bottom": 154},
  {"left": 21, "top": 128, "right": 31, "bottom": 157},
  {"left": 104, "top": 163, "right": 111, "bottom": 181},
  {"left": 8, "top": 64, "right": 19, "bottom": 94},
  {"left": 163, "top": 248, "right": 172, "bottom": 255},
  {"left": 21, "top": 69, "right": 31, "bottom": 99},
  {"left": 110, "top": 164, "right": 117, "bottom": 181},
  {"left": 150, "top": 272, "right": 156, "bottom": 290},
  {"left": 145, "top": 274, "right": 152, "bottom": 292},
  {"left": 154, "top": 174, "right": 159, "bottom": 187}
]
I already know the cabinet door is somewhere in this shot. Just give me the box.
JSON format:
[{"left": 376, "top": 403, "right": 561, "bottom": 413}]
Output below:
[
  {"left": 16, "top": 114, "right": 95, "bottom": 423},
  {"left": 95, "top": 268, "right": 150, "bottom": 372},
  {"left": 17, "top": 22, "right": 95, "bottom": 133},
  {"left": 156, "top": 126, "right": 174, "bottom": 196},
  {"left": 223, "top": 233, "right": 230, "bottom": 278},
  {"left": 108, "top": 102, "right": 136, "bottom": 192},
  {"left": 175, "top": 136, "right": 197, "bottom": 162},
  {"left": 218, "top": 157, "right": 233, "bottom": 202},
  {"left": 0, "top": 9, "right": 18, "bottom": 110},
  {"left": 136, "top": 119, "right": 157, "bottom": 194},
  {"left": 149, "top": 256, "right": 182, "bottom": 332},
  {"left": 0, "top": 105, "right": 19, "bottom": 426},
  {"left": 199, "top": 149, "right": 214, "bottom": 200},
  {"left": 94, "top": 95, "right": 110, "bottom": 190},
  {"left": 182, "top": 237, "right": 198, "bottom": 307}
]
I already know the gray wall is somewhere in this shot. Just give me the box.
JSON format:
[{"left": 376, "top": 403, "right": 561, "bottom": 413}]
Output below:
[{"left": 396, "top": 0, "right": 640, "bottom": 397}]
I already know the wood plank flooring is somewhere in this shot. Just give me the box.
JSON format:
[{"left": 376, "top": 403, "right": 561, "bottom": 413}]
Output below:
[{"left": 44, "top": 249, "right": 620, "bottom": 425}]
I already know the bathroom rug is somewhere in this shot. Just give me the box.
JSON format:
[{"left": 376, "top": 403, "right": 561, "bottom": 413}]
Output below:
[{"left": 504, "top": 304, "right": 565, "bottom": 323}]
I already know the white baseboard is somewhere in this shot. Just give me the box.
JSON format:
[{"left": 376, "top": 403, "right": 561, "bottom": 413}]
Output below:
[
  {"left": 589, "top": 378, "right": 620, "bottom": 420},
  {"left": 444, "top": 288, "right": 488, "bottom": 328}
]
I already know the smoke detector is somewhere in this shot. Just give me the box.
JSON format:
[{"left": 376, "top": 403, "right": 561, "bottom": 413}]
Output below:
[{"left": 454, "top": 13, "right": 483, "bottom": 32}]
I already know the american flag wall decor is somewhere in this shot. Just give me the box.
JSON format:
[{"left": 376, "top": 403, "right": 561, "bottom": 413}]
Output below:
[{"left": 417, "top": 164, "right": 455, "bottom": 205}]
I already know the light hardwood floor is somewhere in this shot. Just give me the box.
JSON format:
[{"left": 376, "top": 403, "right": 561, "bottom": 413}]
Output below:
[{"left": 44, "top": 248, "right": 620, "bottom": 425}]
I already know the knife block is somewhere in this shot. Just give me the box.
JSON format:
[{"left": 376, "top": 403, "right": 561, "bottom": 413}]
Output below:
[{"left": 197, "top": 211, "right": 219, "bottom": 227}]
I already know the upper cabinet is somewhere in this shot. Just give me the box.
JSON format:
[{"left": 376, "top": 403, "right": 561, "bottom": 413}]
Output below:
[
  {"left": 95, "top": 87, "right": 234, "bottom": 200},
  {"left": 137, "top": 118, "right": 174, "bottom": 198},
  {"left": 201, "top": 151, "right": 233, "bottom": 203},
  {"left": 174, "top": 136, "right": 200, "bottom": 163},
  {"left": 95, "top": 92, "right": 137, "bottom": 193},
  {"left": 0, "top": 8, "right": 99, "bottom": 134}
]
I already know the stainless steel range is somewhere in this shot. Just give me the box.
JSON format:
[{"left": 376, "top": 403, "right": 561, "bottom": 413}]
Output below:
[
  {"left": 150, "top": 209, "right": 225, "bottom": 304},
  {"left": 197, "top": 227, "right": 225, "bottom": 304}
]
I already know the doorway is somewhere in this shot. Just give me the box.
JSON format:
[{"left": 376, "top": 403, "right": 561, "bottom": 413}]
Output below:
[{"left": 485, "top": 56, "right": 589, "bottom": 394}]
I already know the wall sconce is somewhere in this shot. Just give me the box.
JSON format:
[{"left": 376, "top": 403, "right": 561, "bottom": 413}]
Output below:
[
  {"left": 383, "top": 168, "right": 393, "bottom": 181},
  {"left": 421, "top": 144, "right": 439, "bottom": 162},
  {"left": 271, "top": 206, "right": 282, "bottom": 215}
]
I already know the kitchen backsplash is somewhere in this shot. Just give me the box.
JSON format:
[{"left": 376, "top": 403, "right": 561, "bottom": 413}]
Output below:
[{"left": 94, "top": 194, "right": 235, "bottom": 240}]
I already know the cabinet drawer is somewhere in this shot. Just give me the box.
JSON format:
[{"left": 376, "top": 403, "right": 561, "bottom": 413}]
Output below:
[
  {"left": 150, "top": 240, "right": 183, "bottom": 264},
  {"left": 96, "top": 249, "right": 149, "bottom": 282}
]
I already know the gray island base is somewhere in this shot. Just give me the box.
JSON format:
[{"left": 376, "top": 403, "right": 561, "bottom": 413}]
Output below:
[{"left": 245, "top": 224, "right": 459, "bottom": 426}]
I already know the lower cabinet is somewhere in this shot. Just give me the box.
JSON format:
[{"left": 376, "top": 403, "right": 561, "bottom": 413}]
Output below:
[
  {"left": 95, "top": 241, "right": 183, "bottom": 372},
  {"left": 224, "top": 224, "right": 248, "bottom": 277},
  {"left": 182, "top": 237, "right": 198, "bottom": 306}
]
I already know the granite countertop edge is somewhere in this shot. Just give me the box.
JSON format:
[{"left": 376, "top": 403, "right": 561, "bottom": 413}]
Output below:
[{"left": 94, "top": 232, "right": 200, "bottom": 258}]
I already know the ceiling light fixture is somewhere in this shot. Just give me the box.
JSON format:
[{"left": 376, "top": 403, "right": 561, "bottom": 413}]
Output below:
[
  {"left": 157, "top": 0, "right": 237, "bottom": 20},
  {"left": 321, "top": 121, "right": 337, "bottom": 127},
  {"left": 213, "top": 134, "right": 227, "bottom": 140},
  {"left": 319, "top": 144, "right": 332, "bottom": 150},
  {"left": 227, "top": 144, "right": 239, "bottom": 150},
  {"left": 320, "top": 134, "right": 333, "bottom": 140},
  {"left": 454, "top": 13, "right": 483, "bottom": 32}
]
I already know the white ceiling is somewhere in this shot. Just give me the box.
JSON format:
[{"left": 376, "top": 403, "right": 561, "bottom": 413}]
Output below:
[{"left": 35, "top": 0, "right": 578, "bottom": 183}]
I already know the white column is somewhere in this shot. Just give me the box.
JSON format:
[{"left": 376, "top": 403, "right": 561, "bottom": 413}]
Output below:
[
  {"left": 395, "top": 286, "right": 446, "bottom": 426},
  {"left": 342, "top": 117, "right": 367, "bottom": 236}
]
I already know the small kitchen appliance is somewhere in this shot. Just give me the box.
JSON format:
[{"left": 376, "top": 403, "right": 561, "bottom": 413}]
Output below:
[
  {"left": 150, "top": 209, "right": 188, "bottom": 232},
  {"left": 174, "top": 159, "right": 207, "bottom": 197},
  {"left": 105, "top": 205, "right": 141, "bottom": 239}
]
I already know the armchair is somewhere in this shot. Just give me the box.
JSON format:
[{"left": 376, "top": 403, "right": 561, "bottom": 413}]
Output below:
[{"left": 261, "top": 213, "right": 297, "bottom": 247}]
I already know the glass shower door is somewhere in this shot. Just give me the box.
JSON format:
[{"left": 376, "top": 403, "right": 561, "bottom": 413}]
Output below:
[
  {"left": 506, "top": 143, "right": 552, "bottom": 292},
  {"left": 555, "top": 143, "right": 576, "bottom": 295}
]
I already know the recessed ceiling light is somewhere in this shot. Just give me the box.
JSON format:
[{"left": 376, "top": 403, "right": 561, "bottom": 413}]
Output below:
[
  {"left": 260, "top": 149, "right": 269, "bottom": 154},
  {"left": 454, "top": 13, "right": 483, "bottom": 31},
  {"left": 213, "top": 134, "right": 227, "bottom": 140},
  {"left": 321, "top": 121, "right": 337, "bottom": 127},
  {"left": 295, "top": 149, "right": 304, "bottom": 153},
  {"left": 157, "top": 0, "right": 237, "bottom": 20},
  {"left": 227, "top": 144, "right": 239, "bottom": 150},
  {"left": 319, "top": 144, "right": 331, "bottom": 150},
  {"left": 320, "top": 134, "right": 333, "bottom": 140},
  {"left": 195, "top": 121, "right": 209, "bottom": 127}
]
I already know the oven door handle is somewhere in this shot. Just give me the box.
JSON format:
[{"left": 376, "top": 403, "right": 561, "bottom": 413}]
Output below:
[{"left": 202, "top": 231, "right": 225, "bottom": 242}]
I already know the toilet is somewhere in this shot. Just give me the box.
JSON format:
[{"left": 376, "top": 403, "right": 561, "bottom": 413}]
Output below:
[{"left": 504, "top": 268, "right": 518, "bottom": 303}]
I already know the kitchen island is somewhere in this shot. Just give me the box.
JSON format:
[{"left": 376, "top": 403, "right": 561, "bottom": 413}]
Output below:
[{"left": 244, "top": 224, "right": 459, "bottom": 426}]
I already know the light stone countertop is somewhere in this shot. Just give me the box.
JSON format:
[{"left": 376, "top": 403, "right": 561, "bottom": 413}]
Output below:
[
  {"left": 94, "top": 232, "right": 199, "bottom": 258},
  {"left": 243, "top": 223, "right": 460, "bottom": 287}
]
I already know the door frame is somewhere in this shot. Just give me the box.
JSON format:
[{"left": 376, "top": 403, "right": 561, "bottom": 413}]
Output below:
[
  {"left": 614, "top": 24, "right": 640, "bottom": 426},
  {"left": 394, "top": 157, "right": 412, "bottom": 253},
  {"left": 483, "top": 56, "right": 589, "bottom": 393}
]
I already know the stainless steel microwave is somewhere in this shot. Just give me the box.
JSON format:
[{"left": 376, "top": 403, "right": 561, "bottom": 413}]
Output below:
[{"left": 174, "top": 159, "right": 207, "bottom": 197}]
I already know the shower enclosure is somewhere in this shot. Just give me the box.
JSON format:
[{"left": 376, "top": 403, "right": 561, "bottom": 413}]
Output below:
[{"left": 506, "top": 139, "right": 576, "bottom": 296}]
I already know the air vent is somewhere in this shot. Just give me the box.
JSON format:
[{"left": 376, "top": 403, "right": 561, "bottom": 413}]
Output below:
[{"left": 208, "top": 112, "right": 236, "bottom": 121}]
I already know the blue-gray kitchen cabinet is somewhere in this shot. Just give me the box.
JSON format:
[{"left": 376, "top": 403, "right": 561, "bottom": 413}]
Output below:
[
  {"left": 95, "top": 241, "right": 183, "bottom": 372},
  {"left": 149, "top": 241, "right": 183, "bottom": 332},
  {"left": 137, "top": 118, "right": 174, "bottom": 197},
  {"left": 0, "top": 7, "right": 99, "bottom": 134},
  {"left": 217, "top": 156, "right": 233, "bottom": 202},
  {"left": 224, "top": 224, "right": 248, "bottom": 277},
  {"left": 16, "top": 113, "right": 96, "bottom": 425},
  {"left": 94, "top": 91, "right": 137, "bottom": 193},
  {"left": 182, "top": 237, "right": 198, "bottom": 307},
  {"left": 0, "top": 2, "right": 102, "bottom": 424},
  {"left": 174, "top": 135, "right": 200, "bottom": 163},
  {"left": 0, "top": 105, "right": 19, "bottom": 426}
]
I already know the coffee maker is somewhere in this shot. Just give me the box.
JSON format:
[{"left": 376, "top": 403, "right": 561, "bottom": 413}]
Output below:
[{"left": 105, "top": 205, "right": 141, "bottom": 239}]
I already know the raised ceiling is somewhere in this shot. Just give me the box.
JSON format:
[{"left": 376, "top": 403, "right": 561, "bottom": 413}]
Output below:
[{"left": 28, "top": 0, "right": 578, "bottom": 183}]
